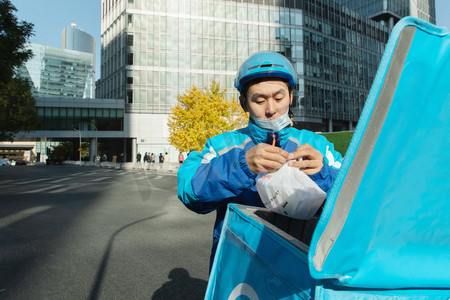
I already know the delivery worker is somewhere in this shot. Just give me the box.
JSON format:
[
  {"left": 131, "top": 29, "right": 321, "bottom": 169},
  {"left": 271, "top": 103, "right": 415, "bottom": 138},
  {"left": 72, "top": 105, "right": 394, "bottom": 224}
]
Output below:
[{"left": 177, "top": 51, "right": 343, "bottom": 269}]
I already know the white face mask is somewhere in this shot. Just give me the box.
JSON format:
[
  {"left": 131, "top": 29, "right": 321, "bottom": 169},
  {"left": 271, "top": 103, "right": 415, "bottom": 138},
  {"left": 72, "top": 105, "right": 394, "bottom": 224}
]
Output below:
[{"left": 251, "top": 111, "right": 291, "bottom": 132}]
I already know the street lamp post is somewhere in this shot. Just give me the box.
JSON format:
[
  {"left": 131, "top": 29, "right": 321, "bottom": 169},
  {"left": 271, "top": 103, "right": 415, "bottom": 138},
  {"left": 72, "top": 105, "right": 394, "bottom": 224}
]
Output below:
[{"left": 73, "top": 128, "right": 81, "bottom": 163}]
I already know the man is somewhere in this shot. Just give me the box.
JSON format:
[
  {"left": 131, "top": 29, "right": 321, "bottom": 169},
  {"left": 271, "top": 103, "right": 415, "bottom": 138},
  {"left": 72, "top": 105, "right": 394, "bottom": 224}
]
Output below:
[
  {"left": 177, "top": 51, "right": 342, "bottom": 269},
  {"left": 136, "top": 152, "right": 141, "bottom": 163}
]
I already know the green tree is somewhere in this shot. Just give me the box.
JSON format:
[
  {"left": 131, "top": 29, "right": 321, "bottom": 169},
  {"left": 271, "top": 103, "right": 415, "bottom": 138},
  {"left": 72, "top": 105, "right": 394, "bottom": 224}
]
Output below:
[
  {"left": 0, "top": 0, "right": 34, "bottom": 82},
  {"left": 168, "top": 81, "right": 248, "bottom": 152},
  {"left": 0, "top": 0, "right": 36, "bottom": 141},
  {"left": 80, "top": 142, "right": 90, "bottom": 159},
  {"left": 48, "top": 141, "right": 75, "bottom": 163},
  {"left": 0, "top": 78, "right": 37, "bottom": 141}
]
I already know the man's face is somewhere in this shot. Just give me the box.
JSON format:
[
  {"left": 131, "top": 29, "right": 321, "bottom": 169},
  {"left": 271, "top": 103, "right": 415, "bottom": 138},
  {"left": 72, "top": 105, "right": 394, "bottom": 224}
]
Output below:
[{"left": 242, "top": 79, "right": 293, "bottom": 120}]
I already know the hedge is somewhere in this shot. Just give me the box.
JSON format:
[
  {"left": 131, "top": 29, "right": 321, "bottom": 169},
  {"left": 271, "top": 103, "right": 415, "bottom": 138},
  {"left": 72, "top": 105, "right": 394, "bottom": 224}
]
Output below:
[{"left": 319, "top": 131, "right": 354, "bottom": 157}]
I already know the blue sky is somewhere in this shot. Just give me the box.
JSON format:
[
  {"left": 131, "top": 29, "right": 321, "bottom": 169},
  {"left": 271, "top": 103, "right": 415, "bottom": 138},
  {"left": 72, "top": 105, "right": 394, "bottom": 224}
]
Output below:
[{"left": 13, "top": 0, "right": 450, "bottom": 81}]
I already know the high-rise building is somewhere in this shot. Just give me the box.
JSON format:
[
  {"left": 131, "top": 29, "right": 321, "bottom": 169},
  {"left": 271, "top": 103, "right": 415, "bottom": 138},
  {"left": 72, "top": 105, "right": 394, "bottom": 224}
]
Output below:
[
  {"left": 96, "top": 0, "right": 434, "bottom": 157},
  {"left": 62, "top": 23, "right": 97, "bottom": 85},
  {"left": 18, "top": 43, "right": 94, "bottom": 98},
  {"left": 62, "top": 23, "right": 96, "bottom": 54}
]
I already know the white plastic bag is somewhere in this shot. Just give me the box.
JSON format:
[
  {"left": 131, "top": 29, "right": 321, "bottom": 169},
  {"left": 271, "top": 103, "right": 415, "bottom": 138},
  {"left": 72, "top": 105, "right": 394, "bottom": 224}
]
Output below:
[{"left": 256, "top": 163, "right": 326, "bottom": 219}]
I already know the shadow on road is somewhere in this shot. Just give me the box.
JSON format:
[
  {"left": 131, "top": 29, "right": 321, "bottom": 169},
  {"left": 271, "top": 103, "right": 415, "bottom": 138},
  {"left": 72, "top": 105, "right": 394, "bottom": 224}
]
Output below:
[
  {"left": 152, "top": 268, "right": 208, "bottom": 300},
  {"left": 88, "top": 213, "right": 166, "bottom": 300}
]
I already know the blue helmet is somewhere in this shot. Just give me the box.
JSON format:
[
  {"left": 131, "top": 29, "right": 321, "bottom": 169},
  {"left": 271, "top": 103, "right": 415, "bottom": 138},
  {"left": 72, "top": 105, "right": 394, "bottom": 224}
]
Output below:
[{"left": 234, "top": 51, "right": 297, "bottom": 93}]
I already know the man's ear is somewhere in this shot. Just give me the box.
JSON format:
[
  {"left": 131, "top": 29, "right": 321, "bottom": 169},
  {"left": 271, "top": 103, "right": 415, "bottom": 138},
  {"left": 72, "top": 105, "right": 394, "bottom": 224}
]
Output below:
[
  {"left": 289, "top": 90, "right": 293, "bottom": 106},
  {"left": 239, "top": 95, "right": 248, "bottom": 112}
]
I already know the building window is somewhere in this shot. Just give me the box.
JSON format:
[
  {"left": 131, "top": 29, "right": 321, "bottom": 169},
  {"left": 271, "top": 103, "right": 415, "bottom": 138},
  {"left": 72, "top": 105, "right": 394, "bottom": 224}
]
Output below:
[
  {"left": 127, "top": 53, "right": 133, "bottom": 65},
  {"left": 127, "top": 34, "right": 134, "bottom": 46},
  {"left": 127, "top": 90, "right": 133, "bottom": 103},
  {"left": 128, "top": 14, "right": 133, "bottom": 26},
  {"left": 127, "top": 76, "right": 133, "bottom": 84}
]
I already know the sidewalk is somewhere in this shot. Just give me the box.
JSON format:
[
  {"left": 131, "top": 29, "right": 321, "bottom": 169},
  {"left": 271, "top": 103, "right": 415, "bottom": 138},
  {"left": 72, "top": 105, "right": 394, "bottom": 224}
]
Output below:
[{"left": 63, "top": 161, "right": 180, "bottom": 174}]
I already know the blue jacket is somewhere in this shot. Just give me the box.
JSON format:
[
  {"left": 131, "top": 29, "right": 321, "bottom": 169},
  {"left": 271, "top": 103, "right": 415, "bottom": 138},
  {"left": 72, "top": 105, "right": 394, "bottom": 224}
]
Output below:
[{"left": 177, "top": 121, "right": 343, "bottom": 267}]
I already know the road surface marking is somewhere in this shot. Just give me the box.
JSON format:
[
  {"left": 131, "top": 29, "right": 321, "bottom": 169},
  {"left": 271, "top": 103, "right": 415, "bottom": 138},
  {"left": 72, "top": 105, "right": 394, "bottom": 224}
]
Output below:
[
  {"left": 90, "top": 177, "right": 112, "bottom": 182},
  {"left": 52, "top": 177, "right": 72, "bottom": 183},
  {"left": 19, "top": 184, "right": 64, "bottom": 194},
  {"left": 24, "top": 178, "right": 49, "bottom": 184},
  {"left": 0, "top": 206, "right": 52, "bottom": 229}
]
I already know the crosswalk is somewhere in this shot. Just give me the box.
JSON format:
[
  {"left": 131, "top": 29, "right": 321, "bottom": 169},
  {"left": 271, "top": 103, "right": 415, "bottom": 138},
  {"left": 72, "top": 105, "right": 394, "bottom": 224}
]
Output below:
[{"left": 1, "top": 168, "right": 173, "bottom": 196}]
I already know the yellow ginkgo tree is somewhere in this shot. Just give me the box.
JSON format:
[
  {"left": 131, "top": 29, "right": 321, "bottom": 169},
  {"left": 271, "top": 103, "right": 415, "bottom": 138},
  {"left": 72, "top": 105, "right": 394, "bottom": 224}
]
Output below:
[{"left": 168, "top": 81, "right": 248, "bottom": 152}]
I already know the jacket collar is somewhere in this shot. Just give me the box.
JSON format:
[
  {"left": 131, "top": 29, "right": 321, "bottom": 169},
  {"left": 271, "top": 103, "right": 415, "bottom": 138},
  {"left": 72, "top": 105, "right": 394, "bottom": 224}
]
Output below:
[{"left": 247, "top": 120, "right": 292, "bottom": 145}]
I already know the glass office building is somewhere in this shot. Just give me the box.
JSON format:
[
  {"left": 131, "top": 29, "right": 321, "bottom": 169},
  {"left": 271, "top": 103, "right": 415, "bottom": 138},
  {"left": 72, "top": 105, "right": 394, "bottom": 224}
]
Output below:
[
  {"left": 296, "top": 1, "right": 389, "bottom": 130},
  {"left": 18, "top": 43, "right": 95, "bottom": 98},
  {"left": 336, "top": 0, "right": 436, "bottom": 27},
  {"left": 97, "top": 0, "right": 433, "bottom": 133}
]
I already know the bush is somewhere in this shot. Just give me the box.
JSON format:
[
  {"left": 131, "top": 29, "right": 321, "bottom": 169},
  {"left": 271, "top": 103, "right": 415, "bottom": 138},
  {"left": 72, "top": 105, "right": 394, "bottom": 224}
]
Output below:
[
  {"left": 48, "top": 141, "right": 75, "bottom": 162},
  {"left": 320, "top": 131, "right": 354, "bottom": 157}
]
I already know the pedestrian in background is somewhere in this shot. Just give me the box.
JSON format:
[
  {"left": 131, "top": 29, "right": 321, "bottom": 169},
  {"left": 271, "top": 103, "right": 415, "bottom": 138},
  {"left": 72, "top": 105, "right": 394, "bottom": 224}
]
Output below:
[
  {"left": 164, "top": 152, "right": 170, "bottom": 164},
  {"left": 178, "top": 152, "right": 184, "bottom": 164}
]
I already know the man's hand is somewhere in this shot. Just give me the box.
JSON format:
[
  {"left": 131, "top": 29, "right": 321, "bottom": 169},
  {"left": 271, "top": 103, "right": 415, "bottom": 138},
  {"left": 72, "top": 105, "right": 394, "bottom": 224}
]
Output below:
[
  {"left": 288, "top": 143, "right": 323, "bottom": 175},
  {"left": 246, "top": 144, "right": 289, "bottom": 174}
]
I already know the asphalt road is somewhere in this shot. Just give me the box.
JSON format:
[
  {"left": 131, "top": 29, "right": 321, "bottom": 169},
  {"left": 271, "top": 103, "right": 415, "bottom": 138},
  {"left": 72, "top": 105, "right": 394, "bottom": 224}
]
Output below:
[{"left": 0, "top": 165, "right": 215, "bottom": 299}]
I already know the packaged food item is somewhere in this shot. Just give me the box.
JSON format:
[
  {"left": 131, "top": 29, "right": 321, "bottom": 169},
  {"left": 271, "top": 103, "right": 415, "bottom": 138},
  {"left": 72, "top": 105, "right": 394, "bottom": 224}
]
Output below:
[{"left": 256, "top": 163, "right": 326, "bottom": 219}]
